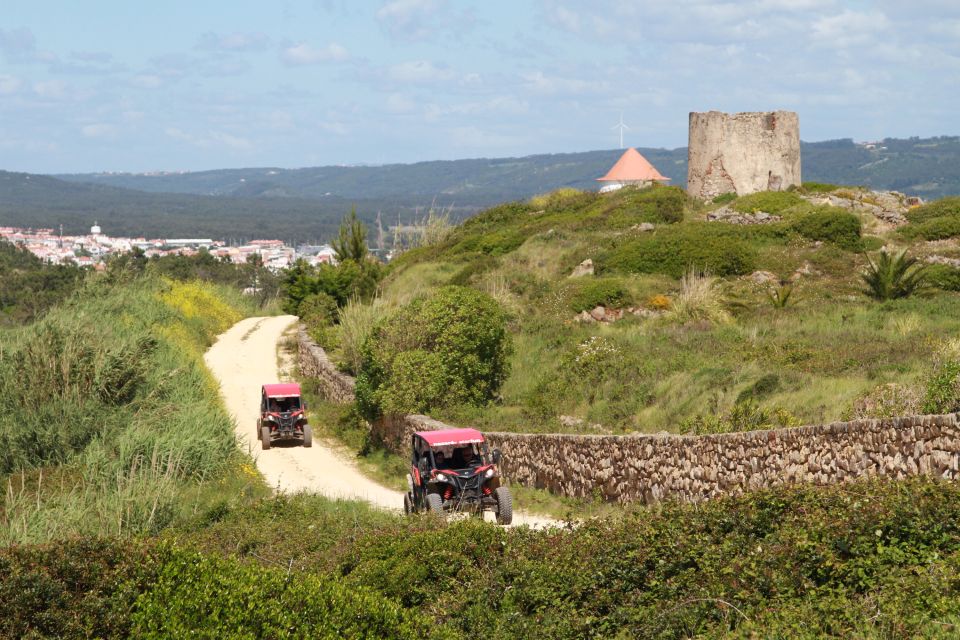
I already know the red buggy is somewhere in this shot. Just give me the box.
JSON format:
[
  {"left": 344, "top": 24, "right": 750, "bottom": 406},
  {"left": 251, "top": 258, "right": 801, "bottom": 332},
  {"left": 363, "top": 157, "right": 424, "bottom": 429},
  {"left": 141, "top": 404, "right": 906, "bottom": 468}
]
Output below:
[{"left": 257, "top": 383, "right": 312, "bottom": 450}]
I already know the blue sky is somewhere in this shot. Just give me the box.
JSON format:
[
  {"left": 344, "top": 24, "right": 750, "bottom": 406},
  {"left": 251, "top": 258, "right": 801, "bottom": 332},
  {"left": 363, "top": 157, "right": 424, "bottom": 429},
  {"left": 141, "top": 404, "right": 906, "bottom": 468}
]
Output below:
[{"left": 1, "top": 0, "right": 958, "bottom": 173}]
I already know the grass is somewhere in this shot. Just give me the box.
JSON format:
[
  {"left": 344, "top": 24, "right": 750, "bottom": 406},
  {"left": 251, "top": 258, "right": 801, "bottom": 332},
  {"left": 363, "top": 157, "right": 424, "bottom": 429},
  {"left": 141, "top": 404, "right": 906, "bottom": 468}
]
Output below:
[{"left": 0, "top": 275, "right": 259, "bottom": 545}]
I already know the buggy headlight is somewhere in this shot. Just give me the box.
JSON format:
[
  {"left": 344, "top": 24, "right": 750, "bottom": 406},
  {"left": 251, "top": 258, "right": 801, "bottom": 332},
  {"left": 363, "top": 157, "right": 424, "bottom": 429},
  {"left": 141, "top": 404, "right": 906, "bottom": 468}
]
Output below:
[
  {"left": 436, "top": 473, "right": 448, "bottom": 482},
  {"left": 484, "top": 468, "right": 495, "bottom": 479}
]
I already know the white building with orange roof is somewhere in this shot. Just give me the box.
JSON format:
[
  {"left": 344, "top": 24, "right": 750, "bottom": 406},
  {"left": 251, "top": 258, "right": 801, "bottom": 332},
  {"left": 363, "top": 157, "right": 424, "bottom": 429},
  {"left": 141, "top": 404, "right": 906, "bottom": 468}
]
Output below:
[{"left": 596, "top": 147, "right": 670, "bottom": 193}]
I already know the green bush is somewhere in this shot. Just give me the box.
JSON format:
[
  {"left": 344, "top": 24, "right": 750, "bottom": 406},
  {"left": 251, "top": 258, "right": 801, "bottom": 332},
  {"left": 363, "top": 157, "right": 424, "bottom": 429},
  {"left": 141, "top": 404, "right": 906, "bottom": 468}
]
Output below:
[
  {"left": 861, "top": 250, "right": 928, "bottom": 301},
  {"left": 601, "top": 223, "right": 758, "bottom": 278},
  {"left": 905, "top": 196, "right": 960, "bottom": 224},
  {"left": 606, "top": 185, "right": 687, "bottom": 225},
  {"left": 451, "top": 228, "right": 528, "bottom": 256},
  {"left": 298, "top": 291, "right": 339, "bottom": 325},
  {"left": 927, "top": 264, "right": 960, "bottom": 291},
  {"left": 924, "top": 358, "right": 960, "bottom": 414},
  {"left": 712, "top": 192, "right": 737, "bottom": 204},
  {"left": 798, "top": 181, "right": 840, "bottom": 193},
  {"left": 792, "top": 207, "right": 862, "bottom": 249},
  {"left": 132, "top": 546, "right": 420, "bottom": 639},
  {"left": 356, "top": 286, "right": 511, "bottom": 419},
  {"left": 732, "top": 191, "right": 805, "bottom": 214},
  {"left": 565, "top": 278, "right": 633, "bottom": 312},
  {"left": 904, "top": 215, "right": 960, "bottom": 241}
]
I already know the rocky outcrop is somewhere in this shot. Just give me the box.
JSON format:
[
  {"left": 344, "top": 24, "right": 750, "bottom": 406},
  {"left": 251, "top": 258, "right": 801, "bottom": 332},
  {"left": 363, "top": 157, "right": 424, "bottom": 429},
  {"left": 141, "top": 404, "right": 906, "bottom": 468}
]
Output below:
[
  {"left": 298, "top": 327, "right": 960, "bottom": 505},
  {"left": 707, "top": 206, "right": 781, "bottom": 225},
  {"left": 569, "top": 259, "right": 594, "bottom": 278},
  {"left": 803, "top": 190, "right": 915, "bottom": 226},
  {"left": 687, "top": 111, "right": 801, "bottom": 199}
]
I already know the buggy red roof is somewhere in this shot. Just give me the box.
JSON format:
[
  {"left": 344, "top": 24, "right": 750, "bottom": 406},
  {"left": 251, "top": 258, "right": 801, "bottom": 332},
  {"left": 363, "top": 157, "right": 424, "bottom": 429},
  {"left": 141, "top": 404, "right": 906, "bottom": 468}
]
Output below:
[
  {"left": 416, "top": 428, "right": 485, "bottom": 447},
  {"left": 262, "top": 383, "right": 301, "bottom": 398}
]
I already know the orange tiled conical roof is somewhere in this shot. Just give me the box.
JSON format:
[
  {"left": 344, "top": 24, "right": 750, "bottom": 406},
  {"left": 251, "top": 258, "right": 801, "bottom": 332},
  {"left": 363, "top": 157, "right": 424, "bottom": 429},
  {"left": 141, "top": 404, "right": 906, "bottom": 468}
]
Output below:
[{"left": 597, "top": 147, "right": 669, "bottom": 182}]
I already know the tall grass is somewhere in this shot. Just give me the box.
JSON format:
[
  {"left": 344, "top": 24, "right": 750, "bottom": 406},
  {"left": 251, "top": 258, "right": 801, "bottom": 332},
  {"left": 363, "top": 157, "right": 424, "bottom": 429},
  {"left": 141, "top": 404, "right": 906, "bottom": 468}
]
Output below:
[
  {"left": 0, "top": 275, "right": 253, "bottom": 544},
  {"left": 337, "top": 297, "right": 386, "bottom": 375},
  {"left": 669, "top": 269, "right": 732, "bottom": 324}
]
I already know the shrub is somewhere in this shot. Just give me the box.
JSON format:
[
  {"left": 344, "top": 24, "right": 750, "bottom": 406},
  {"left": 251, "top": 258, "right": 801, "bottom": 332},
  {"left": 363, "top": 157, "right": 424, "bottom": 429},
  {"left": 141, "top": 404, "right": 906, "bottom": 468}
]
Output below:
[
  {"left": 924, "top": 343, "right": 960, "bottom": 414},
  {"left": 607, "top": 185, "right": 687, "bottom": 225},
  {"left": 849, "top": 383, "right": 921, "bottom": 419},
  {"left": 682, "top": 402, "right": 799, "bottom": 434},
  {"left": 927, "top": 264, "right": 960, "bottom": 291},
  {"left": 904, "top": 196, "right": 960, "bottom": 224},
  {"left": 668, "top": 269, "right": 731, "bottom": 325},
  {"left": 337, "top": 298, "right": 386, "bottom": 375},
  {"left": 904, "top": 215, "right": 960, "bottom": 241},
  {"left": 451, "top": 228, "right": 528, "bottom": 256},
  {"left": 566, "top": 278, "right": 632, "bottom": 312},
  {"left": 735, "top": 373, "right": 780, "bottom": 404},
  {"left": 712, "top": 192, "right": 737, "bottom": 204},
  {"left": 798, "top": 181, "right": 840, "bottom": 193},
  {"left": 356, "top": 286, "right": 510, "bottom": 419},
  {"left": 732, "top": 191, "right": 805, "bottom": 214},
  {"left": 528, "top": 187, "right": 587, "bottom": 210},
  {"left": 861, "top": 250, "right": 928, "bottom": 301},
  {"left": 601, "top": 223, "right": 757, "bottom": 278},
  {"left": 648, "top": 294, "right": 671, "bottom": 310},
  {"left": 791, "top": 207, "right": 862, "bottom": 249},
  {"left": 131, "top": 546, "right": 420, "bottom": 638}
]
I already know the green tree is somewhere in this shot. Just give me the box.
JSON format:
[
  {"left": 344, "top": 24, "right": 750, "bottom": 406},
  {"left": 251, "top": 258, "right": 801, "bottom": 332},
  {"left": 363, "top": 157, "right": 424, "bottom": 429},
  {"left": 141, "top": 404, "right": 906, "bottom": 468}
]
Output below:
[{"left": 332, "top": 207, "right": 369, "bottom": 263}]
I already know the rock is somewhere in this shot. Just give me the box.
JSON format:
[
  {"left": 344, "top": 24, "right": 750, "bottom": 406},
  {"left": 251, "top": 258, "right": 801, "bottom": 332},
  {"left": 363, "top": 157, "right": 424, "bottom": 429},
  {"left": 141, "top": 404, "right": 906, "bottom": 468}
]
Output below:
[
  {"left": 575, "top": 310, "right": 595, "bottom": 323},
  {"left": 926, "top": 255, "right": 960, "bottom": 269},
  {"left": 589, "top": 306, "right": 607, "bottom": 321},
  {"left": 569, "top": 258, "right": 594, "bottom": 278},
  {"left": 749, "top": 270, "right": 778, "bottom": 285},
  {"left": 632, "top": 222, "right": 655, "bottom": 232},
  {"left": 559, "top": 415, "right": 584, "bottom": 428},
  {"left": 707, "top": 205, "right": 782, "bottom": 225}
]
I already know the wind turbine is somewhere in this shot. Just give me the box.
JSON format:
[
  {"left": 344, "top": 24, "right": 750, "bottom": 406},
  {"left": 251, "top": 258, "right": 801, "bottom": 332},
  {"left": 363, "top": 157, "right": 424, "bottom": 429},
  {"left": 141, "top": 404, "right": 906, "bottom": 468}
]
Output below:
[{"left": 612, "top": 112, "right": 630, "bottom": 149}]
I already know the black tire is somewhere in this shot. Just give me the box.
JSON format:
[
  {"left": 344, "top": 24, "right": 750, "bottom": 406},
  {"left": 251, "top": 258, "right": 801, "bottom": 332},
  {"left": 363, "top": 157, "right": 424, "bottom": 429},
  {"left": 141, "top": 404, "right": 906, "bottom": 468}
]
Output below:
[
  {"left": 403, "top": 493, "right": 413, "bottom": 515},
  {"left": 260, "top": 426, "right": 271, "bottom": 450},
  {"left": 494, "top": 486, "right": 513, "bottom": 526},
  {"left": 426, "top": 493, "right": 444, "bottom": 514},
  {"left": 302, "top": 425, "right": 312, "bottom": 448}
]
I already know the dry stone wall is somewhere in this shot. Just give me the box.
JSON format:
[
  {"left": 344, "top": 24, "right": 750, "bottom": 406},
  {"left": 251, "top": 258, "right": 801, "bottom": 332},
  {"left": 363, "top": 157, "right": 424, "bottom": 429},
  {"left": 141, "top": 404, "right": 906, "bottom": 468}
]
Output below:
[
  {"left": 298, "top": 327, "right": 960, "bottom": 504},
  {"left": 687, "top": 110, "right": 801, "bottom": 199},
  {"left": 297, "top": 326, "right": 355, "bottom": 403}
]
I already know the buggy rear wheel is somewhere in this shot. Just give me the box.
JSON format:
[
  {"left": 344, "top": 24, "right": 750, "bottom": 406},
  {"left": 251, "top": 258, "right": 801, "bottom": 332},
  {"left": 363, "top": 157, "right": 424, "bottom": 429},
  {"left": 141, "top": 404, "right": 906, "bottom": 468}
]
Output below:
[
  {"left": 260, "top": 426, "right": 271, "bottom": 450},
  {"left": 404, "top": 492, "right": 413, "bottom": 515},
  {"left": 426, "top": 493, "right": 443, "bottom": 514},
  {"left": 302, "top": 425, "right": 313, "bottom": 448},
  {"left": 494, "top": 486, "right": 513, "bottom": 526}
]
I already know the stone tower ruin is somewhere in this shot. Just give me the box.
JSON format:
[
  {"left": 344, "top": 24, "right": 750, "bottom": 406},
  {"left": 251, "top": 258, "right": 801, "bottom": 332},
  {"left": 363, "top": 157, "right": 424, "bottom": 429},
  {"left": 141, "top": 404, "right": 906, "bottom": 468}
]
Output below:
[{"left": 686, "top": 110, "right": 801, "bottom": 200}]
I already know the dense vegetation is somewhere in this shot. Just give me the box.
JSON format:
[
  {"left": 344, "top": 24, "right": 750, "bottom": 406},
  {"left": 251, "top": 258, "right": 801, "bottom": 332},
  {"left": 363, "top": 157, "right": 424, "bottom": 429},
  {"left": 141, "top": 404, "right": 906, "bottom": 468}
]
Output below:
[
  {"left": 319, "top": 183, "right": 960, "bottom": 437},
  {"left": 0, "top": 275, "right": 263, "bottom": 544},
  {"left": 0, "top": 239, "right": 85, "bottom": 324},
  {"left": 8, "top": 477, "right": 960, "bottom": 638}
]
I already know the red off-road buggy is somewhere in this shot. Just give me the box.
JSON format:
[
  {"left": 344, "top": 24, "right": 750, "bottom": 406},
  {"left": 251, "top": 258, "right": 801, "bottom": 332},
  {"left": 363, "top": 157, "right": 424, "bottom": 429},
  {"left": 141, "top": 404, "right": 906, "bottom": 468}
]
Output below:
[
  {"left": 404, "top": 428, "right": 512, "bottom": 525},
  {"left": 257, "top": 383, "right": 312, "bottom": 450}
]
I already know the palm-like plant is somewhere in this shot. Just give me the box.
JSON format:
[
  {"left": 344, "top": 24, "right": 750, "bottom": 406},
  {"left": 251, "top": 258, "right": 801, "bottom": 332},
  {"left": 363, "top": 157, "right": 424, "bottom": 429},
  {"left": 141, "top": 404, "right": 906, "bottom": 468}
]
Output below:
[{"left": 861, "top": 250, "right": 928, "bottom": 301}]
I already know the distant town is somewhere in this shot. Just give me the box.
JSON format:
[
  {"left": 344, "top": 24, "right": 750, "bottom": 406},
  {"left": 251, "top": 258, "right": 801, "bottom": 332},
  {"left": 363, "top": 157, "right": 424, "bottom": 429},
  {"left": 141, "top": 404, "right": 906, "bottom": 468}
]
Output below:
[{"left": 0, "top": 222, "right": 339, "bottom": 271}]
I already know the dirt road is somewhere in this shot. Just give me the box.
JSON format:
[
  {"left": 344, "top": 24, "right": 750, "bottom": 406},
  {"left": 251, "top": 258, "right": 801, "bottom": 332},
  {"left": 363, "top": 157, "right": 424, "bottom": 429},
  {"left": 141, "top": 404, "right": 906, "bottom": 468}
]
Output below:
[{"left": 205, "top": 315, "right": 555, "bottom": 527}]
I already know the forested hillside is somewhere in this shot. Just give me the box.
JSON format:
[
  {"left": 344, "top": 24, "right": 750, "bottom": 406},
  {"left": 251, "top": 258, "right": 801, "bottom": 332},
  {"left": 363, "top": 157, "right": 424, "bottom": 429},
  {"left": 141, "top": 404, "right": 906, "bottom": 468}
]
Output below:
[{"left": 58, "top": 136, "right": 960, "bottom": 203}]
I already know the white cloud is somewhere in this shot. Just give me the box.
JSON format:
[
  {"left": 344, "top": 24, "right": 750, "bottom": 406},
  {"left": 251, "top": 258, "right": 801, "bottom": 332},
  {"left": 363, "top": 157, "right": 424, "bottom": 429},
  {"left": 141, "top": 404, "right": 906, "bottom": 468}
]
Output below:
[
  {"left": 376, "top": 0, "right": 443, "bottom": 40},
  {"left": 386, "top": 60, "right": 453, "bottom": 84},
  {"left": 280, "top": 42, "right": 349, "bottom": 65},
  {"left": 166, "top": 127, "right": 253, "bottom": 151},
  {"left": 131, "top": 74, "right": 162, "bottom": 89},
  {"left": 33, "top": 79, "right": 67, "bottom": 99},
  {"left": 81, "top": 123, "right": 116, "bottom": 138},
  {"left": 0, "top": 74, "right": 21, "bottom": 95},
  {"left": 812, "top": 9, "right": 891, "bottom": 48}
]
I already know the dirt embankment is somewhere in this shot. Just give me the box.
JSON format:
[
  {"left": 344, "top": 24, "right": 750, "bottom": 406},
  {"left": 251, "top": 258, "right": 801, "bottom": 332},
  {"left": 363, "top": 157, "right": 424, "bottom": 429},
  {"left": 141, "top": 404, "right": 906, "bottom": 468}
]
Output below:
[{"left": 204, "top": 315, "right": 555, "bottom": 527}]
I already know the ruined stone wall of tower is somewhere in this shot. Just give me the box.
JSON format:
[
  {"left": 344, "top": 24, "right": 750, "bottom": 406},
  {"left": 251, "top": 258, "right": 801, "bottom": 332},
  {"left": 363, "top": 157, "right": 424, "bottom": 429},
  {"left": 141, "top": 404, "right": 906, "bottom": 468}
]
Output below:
[{"left": 687, "top": 111, "right": 801, "bottom": 200}]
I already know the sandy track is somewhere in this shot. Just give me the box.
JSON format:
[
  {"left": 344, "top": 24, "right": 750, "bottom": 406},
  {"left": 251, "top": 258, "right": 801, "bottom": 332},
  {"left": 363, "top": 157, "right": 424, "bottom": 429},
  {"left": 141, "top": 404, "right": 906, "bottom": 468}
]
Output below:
[{"left": 205, "top": 315, "right": 556, "bottom": 528}]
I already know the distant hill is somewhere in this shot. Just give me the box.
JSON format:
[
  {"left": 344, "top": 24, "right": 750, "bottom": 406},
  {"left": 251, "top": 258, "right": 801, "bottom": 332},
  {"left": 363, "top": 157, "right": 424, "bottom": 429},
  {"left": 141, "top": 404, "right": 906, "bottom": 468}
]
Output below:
[
  {"left": 0, "top": 171, "right": 440, "bottom": 243},
  {"left": 58, "top": 136, "right": 960, "bottom": 203},
  {"left": 1, "top": 136, "right": 956, "bottom": 243}
]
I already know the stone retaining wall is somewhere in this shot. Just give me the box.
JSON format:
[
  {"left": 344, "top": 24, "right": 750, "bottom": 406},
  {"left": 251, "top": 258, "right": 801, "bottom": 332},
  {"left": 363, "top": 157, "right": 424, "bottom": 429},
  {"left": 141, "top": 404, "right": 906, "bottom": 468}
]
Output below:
[
  {"left": 297, "top": 327, "right": 355, "bottom": 403},
  {"left": 298, "top": 327, "right": 960, "bottom": 504}
]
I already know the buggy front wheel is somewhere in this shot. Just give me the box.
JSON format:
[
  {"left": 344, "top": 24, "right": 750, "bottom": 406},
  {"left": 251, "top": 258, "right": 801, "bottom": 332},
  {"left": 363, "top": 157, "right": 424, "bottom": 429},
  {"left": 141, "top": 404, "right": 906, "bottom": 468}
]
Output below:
[
  {"left": 494, "top": 486, "right": 513, "bottom": 526},
  {"left": 260, "top": 426, "right": 271, "bottom": 450},
  {"left": 426, "top": 493, "right": 443, "bottom": 514},
  {"left": 302, "top": 425, "right": 313, "bottom": 448}
]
